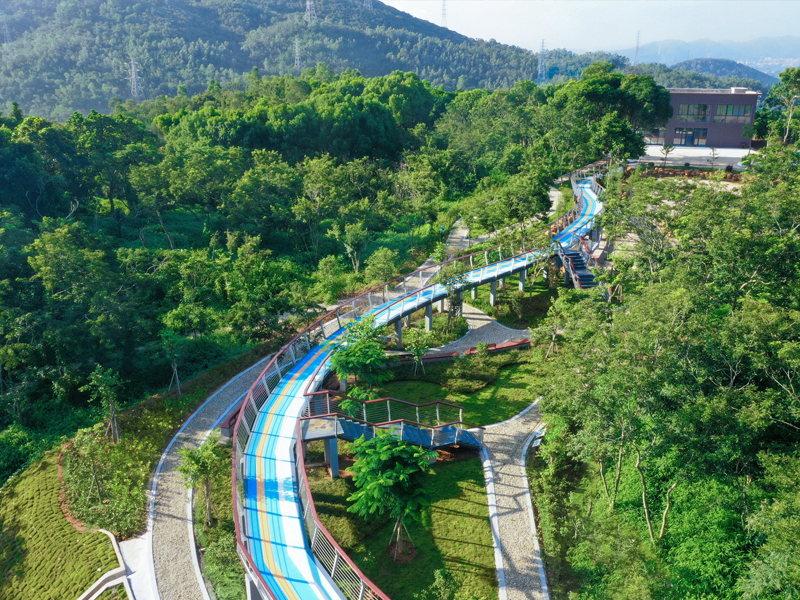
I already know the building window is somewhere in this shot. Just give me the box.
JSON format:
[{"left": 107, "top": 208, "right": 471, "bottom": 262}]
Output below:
[
  {"left": 714, "top": 104, "right": 753, "bottom": 123},
  {"left": 644, "top": 129, "right": 665, "bottom": 145},
  {"left": 674, "top": 128, "right": 708, "bottom": 146},
  {"left": 676, "top": 104, "right": 711, "bottom": 122}
]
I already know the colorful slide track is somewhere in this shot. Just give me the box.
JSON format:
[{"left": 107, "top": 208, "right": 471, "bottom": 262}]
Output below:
[{"left": 234, "top": 173, "right": 604, "bottom": 600}]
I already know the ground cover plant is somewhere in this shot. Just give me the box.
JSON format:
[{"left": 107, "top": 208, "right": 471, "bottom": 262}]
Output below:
[
  {"left": 383, "top": 348, "right": 554, "bottom": 426},
  {"left": 308, "top": 454, "right": 496, "bottom": 600},
  {"left": 96, "top": 585, "right": 128, "bottom": 599},
  {"left": 0, "top": 453, "right": 118, "bottom": 600}
]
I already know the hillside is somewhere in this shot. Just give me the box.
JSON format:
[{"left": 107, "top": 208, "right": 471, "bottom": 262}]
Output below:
[
  {"left": 671, "top": 58, "right": 778, "bottom": 87},
  {"left": 625, "top": 62, "right": 769, "bottom": 94},
  {"left": 0, "top": 0, "right": 545, "bottom": 120}
]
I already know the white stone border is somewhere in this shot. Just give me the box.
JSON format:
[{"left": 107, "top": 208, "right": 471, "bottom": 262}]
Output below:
[
  {"left": 146, "top": 354, "right": 273, "bottom": 600},
  {"left": 479, "top": 447, "right": 508, "bottom": 600},
  {"left": 520, "top": 431, "right": 550, "bottom": 600}
]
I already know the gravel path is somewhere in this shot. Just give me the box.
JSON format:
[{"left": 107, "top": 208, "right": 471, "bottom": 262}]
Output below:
[
  {"left": 428, "top": 303, "right": 530, "bottom": 355},
  {"left": 484, "top": 406, "right": 549, "bottom": 600},
  {"left": 150, "top": 356, "right": 271, "bottom": 600}
]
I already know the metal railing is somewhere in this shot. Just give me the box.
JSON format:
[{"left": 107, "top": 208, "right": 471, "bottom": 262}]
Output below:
[{"left": 305, "top": 390, "right": 464, "bottom": 427}]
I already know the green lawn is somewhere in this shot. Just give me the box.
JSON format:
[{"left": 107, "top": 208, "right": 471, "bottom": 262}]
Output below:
[
  {"left": 309, "top": 456, "right": 497, "bottom": 600},
  {"left": 0, "top": 453, "right": 119, "bottom": 600},
  {"left": 383, "top": 358, "right": 547, "bottom": 426}
]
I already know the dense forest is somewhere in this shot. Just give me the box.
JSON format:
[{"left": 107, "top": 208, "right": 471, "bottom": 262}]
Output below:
[
  {"left": 533, "top": 140, "right": 800, "bottom": 599},
  {"left": 0, "top": 0, "right": 772, "bottom": 120},
  {"left": 0, "top": 62, "right": 671, "bottom": 483}
]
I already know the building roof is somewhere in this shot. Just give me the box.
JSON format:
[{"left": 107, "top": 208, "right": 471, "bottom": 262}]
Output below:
[{"left": 667, "top": 87, "right": 761, "bottom": 95}]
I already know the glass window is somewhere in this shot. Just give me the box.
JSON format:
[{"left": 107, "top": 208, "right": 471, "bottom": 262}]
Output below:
[
  {"left": 676, "top": 104, "right": 711, "bottom": 122},
  {"left": 674, "top": 128, "right": 708, "bottom": 146},
  {"left": 644, "top": 129, "right": 665, "bottom": 145},
  {"left": 714, "top": 104, "right": 753, "bottom": 123}
]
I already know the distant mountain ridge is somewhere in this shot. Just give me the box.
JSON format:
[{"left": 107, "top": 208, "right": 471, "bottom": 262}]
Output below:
[
  {"left": 616, "top": 36, "right": 800, "bottom": 76},
  {"left": 670, "top": 58, "right": 778, "bottom": 87}
]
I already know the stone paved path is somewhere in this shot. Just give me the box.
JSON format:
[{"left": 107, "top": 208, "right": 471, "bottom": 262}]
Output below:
[
  {"left": 428, "top": 303, "right": 530, "bottom": 355},
  {"left": 484, "top": 405, "right": 549, "bottom": 600},
  {"left": 150, "top": 356, "right": 272, "bottom": 600}
]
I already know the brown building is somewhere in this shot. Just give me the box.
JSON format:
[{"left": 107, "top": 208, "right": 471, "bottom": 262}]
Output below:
[{"left": 645, "top": 87, "right": 761, "bottom": 149}]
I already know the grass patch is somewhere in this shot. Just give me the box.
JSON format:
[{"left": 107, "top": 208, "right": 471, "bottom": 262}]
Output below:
[
  {"left": 309, "top": 456, "right": 497, "bottom": 600},
  {"left": 403, "top": 310, "right": 469, "bottom": 348},
  {"left": 96, "top": 585, "right": 128, "bottom": 599},
  {"left": 383, "top": 349, "right": 556, "bottom": 426},
  {"left": 62, "top": 339, "right": 283, "bottom": 538},
  {"left": 465, "top": 273, "right": 557, "bottom": 330},
  {"left": 0, "top": 453, "right": 119, "bottom": 600}
]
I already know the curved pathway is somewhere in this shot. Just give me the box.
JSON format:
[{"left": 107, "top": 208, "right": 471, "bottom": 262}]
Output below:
[
  {"left": 428, "top": 303, "right": 530, "bottom": 356},
  {"left": 149, "top": 355, "right": 273, "bottom": 600},
  {"left": 484, "top": 406, "right": 549, "bottom": 600}
]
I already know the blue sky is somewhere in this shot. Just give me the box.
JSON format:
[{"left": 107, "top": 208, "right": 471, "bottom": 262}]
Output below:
[{"left": 381, "top": 1, "right": 800, "bottom": 54}]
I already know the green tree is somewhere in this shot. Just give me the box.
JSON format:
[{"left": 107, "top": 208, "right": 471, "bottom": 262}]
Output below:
[
  {"left": 330, "top": 315, "right": 392, "bottom": 392},
  {"left": 79, "top": 365, "right": 123, "bottom": 443},
  {"left": 364, "top": 247, "right": 399, "bottom": 284},
  {"left": 177, "top": 431, "right": 226, "bottom": 530},
  {"left": 348, "top": 431, "right": 437, "bottom": 559}
]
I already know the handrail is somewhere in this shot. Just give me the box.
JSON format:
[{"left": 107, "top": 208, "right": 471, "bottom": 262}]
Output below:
[
  {"left": 300, "top": 413, "right": 486, "bottom": 433},
  {"left": 554, "top": 239, "right": 583, "bottom": 290},
  {"left": 294, "top": 419, "right": 392, "bottom": 600},
  {"left": 306, "top": 389, "right": 465, "bottom": 411},
  {"left": 572, "top": 234, "right": 599, "bottom": 269}
]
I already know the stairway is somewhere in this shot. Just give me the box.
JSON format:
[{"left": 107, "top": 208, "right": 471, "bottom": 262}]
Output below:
[
  {"left": 334, "top": 416, "right": 482, "bottom": 451},
  {"left": 563, "top": 249, "right": 598, "bottom": 288}
]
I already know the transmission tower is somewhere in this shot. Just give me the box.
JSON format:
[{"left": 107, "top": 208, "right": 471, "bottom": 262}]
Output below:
[
  {"left": 1, "top": 13, "right": 10, "bottom": 46},
  {"left": 294, "top": 38, "right": 301, "bottom": 72},
  {"left": 305, "top": 0, "right": 317, "bottom": 23},
  {"left": 363, "top": 0, "right": 373, "bottom": 10},
  {"left": 632, "top": 31, "right": 641, "bottom": 68},
  {"left": 128, "top": 56, "right": 144, "bottom": 102},
  {"left": 537, "top": 40, "right": 547, "bottom": 84},
  {"left": 440, "top": 0, "right": 447, "bottom": 28}
]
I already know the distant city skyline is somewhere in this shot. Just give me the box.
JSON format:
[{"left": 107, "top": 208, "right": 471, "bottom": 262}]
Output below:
[{"left": 381, "top": 1, "right": 800, "bottom": 56}]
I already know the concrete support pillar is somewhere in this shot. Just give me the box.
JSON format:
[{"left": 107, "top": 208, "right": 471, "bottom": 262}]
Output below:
[
  {"left": 499, "top": 278, "right": 505, "bottom": 289},
  {"left": 519, "top": 269, "right": 527, "bottom": 292},
  {"left": 394, "top": 320, "right": 403, "bottom": 349},
  {"left": 490, "top": 281, "right": 497, "bottom": 307},
  {"left": 404, "top": 314, "right": 411, "bottom": 327},
  {"left": 471, "top": 286, "right": 477, "bottom": 300},
  {"left": 458, "top": 290, "right": 464, "bottom": 301},
  {"left": 438, "top": 298, "right": 445, "bottom": 313},
  {"left": 565, "top": 271, "right": 571, "bottom": 286},
  {"left": 324, "top": 438, "right": 339, "bottom": 478},
  {"left": 425, "top": 304, "right": 433, "bottom": 332}
]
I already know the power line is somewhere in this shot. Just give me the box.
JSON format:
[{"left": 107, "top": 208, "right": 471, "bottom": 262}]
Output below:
[
  {"left": 537, "top": 40, "right": 547, "bottom": 84},
  {"left": 305, "top": 0, "right": 317, "bottom": 23},
  {"left": 440, "top": 0, "right": 447, "bottom": 28}
]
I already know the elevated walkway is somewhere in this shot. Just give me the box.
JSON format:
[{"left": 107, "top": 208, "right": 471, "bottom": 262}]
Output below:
[{"left": 232, "top": 172, "right": 605, "bottom": 600}]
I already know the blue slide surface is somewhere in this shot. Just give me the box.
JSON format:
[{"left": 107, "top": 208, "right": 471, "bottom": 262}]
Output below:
[{"left": 241, "top": 177, "right": 602, "bottom": 600}]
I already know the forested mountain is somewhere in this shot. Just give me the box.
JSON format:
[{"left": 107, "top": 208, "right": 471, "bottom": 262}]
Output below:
[
  {"left": 0, "top": 0, "right": 544, "bottom": 120},
  {"left": 671, "top": 58, "right": 778, "bottom": 87},
  {"left": 0, "top": 0, "right": 762, "bottom": 122}
]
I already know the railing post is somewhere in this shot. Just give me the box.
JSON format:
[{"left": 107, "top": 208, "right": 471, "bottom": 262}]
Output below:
[
  {"left": 387, "top": 401, "right": 392, "bottom": 422},
  {"left": 358, "top": 582, "right": 366, "bottom": 600},
  {"left": 416, "top": 406, "right": 420, "bottom": 422},
  {"left": 331, "top": 552, "right": 340, "bottom": 580},
  {"left": 436, "top": 405, "right": 440, "bottom": 425}
]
